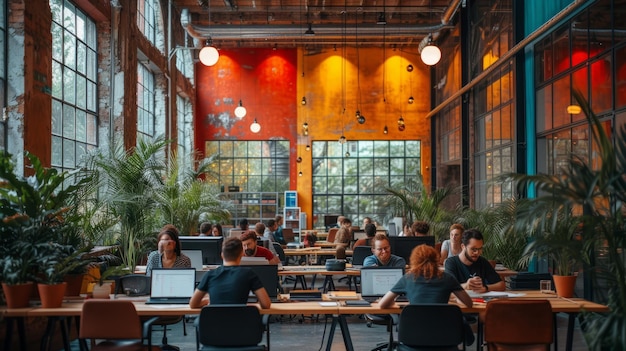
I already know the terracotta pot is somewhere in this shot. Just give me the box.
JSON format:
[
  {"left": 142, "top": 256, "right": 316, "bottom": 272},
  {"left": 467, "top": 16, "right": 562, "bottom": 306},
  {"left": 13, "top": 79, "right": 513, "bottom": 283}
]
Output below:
[
  {"left": 63, "top": 273, "right": 85, "bottom": 296},
  {"left": 2, "top": 282, "right": 34, "bottom": 308},
  {"left": 38, "top": 282, "right": 67, "bottom": 308},
  {"left": 553, "top": 275, "right": 577, "bottom": 298}
]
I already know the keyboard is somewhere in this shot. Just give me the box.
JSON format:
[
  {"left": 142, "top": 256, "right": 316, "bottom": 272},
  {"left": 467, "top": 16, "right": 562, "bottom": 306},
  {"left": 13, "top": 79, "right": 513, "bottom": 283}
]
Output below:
[
  {"left": 344, "top": 299, "right": 371, "bottom": 306},
  {"left": 145, "top": 298, "right": 190, "bottom": 305}
]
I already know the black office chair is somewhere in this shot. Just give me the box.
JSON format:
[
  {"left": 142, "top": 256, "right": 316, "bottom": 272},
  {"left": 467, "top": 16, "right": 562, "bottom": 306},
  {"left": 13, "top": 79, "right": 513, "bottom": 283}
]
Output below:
[
  {"left": 116, "top": 275, "right": 187, "bottom": 350},
  {"left": 397, "top": 304, "right": 465, "bottom": 351},
  {"left": 196, "top": 304, "right": 269, "bottom": 350}
]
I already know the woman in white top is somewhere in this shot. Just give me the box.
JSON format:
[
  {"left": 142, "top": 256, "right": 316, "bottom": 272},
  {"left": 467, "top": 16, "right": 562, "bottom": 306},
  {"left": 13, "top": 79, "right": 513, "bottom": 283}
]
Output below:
[{"left": 440, "top": 223, "right": 464, "bottom": 264}]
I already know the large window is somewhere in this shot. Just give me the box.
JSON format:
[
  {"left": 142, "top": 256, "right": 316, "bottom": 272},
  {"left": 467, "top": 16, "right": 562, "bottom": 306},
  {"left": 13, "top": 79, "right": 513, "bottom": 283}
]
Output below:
[
  {"left": 311, "top": 140, "right": 420, "bottom": 227},
  {"left": 137, "top": 63, "right": 155, "bottom": 140},
  {"left": 177, "top": 95, "right": 193, "bottom": 173},
  {"left": 136, "top": 0, "right": 163, "bottom": 50},
  {"left": 205, "top": 140, "right": 290, "bottom": 193},
  {"left": 474, "top": 66, "right": 515, "bottom": 208},
  {"left": 50, "top": 0, "right": 98, "bottom": 172}
]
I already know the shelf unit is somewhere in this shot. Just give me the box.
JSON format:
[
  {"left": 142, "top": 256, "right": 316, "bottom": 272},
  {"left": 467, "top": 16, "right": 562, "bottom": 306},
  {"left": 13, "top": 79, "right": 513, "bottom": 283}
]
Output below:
[
  {"left": 283, "top": 207, "right": 302, "bottom": 236},
  {"left": 220, "top": 192, "right": 281, "bottom": 227}
]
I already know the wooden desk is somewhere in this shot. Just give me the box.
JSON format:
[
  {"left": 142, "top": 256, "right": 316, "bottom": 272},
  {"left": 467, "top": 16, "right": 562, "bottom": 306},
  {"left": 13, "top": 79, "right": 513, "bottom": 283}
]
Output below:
[{"left": 2, "top": 291, "right": 609, "bottom": 351}]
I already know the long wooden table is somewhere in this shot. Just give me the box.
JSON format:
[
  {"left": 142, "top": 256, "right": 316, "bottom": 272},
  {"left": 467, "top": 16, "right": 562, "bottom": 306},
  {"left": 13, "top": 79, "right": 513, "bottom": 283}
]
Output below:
[{"left": 1, "top": 291, "right": 609, "bottom": 351}]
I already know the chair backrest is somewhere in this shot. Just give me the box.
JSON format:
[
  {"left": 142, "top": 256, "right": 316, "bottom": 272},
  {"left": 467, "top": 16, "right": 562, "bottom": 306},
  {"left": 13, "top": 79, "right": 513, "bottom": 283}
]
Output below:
[
  {"left": 116, "top": 274, "right": 151, "bottom": 296},
  {"left": 484, "top": 299, "right": 553, "bottom": 349},
  {"left": 273, "top": 242, "right": 286, "bottom": 264},
  {"left": 282, "top": 228, "right": 295, "bottom": 243},
  {"left": 398, "top": 304, "right": 464, "bottom": 348},
  {"left": 327, "top": 228, "right": 339, "bottom": 243},
  {"left": 80, "top": 300, "right": 142, "bottom": 340},
  {"left": 198, "top": 304, "right": 265, "bottom": 347},
  {"left": 352, "top": 246, "right": 372, "bottom": 265}
]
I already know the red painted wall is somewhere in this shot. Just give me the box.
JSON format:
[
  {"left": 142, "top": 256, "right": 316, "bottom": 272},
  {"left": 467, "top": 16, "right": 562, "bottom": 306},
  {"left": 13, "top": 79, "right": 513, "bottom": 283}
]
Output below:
[{"left": 195, "top": 48, "right": 298, "bottom": 186}]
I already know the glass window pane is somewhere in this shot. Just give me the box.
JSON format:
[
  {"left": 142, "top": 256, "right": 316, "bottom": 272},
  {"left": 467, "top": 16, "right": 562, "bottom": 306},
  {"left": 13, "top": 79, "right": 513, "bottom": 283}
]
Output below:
[
  {"left": 62, "top": 105, "right": 75, "bottom": 139},
  {"left": 52, "top": 100, "right": 62, "bottom": 135},
  {"left": 62, "top": 139, "right": 75, "bottom": 168},
  {"left": 75, "top": 110, "right": 86, "bottom": 142},
  {"left": 63, "top": 67, "right": 75, "bottom": 104},
  {"left": 51, "top": 136, "right": 62, "bottom": 167},
  {"left": 86, "top": 114, "right": 97, "bottom": 144}
]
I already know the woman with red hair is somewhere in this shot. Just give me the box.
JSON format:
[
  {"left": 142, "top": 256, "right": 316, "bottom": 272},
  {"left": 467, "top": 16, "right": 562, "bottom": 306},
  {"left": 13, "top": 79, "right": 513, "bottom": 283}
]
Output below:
[{"left": 378, "top": 244, "right": 472, "bottom": 308}]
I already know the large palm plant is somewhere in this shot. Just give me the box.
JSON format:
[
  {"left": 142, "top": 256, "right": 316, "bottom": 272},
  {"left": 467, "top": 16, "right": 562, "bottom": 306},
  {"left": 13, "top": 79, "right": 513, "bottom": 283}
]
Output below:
[
  {"left": 505, "top": 90, "right": 626, "bottom": 349},
  {"left": 385, "top": 175, "right": 457, "bottom": 240},
  {"left": 84, "top": 137, "right": 168, "bottom": 271},
  {"left": 153, "top": 153, "right": 231, "bottom": 236}
]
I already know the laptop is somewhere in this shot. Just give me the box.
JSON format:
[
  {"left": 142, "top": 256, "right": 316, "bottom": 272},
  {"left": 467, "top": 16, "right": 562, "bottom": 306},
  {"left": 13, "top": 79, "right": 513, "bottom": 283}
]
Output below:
[
  {"left": 359, "top": 266, "right": 405, "bottom": 302},
  {"left": 145, "top": 268, "right": 196, "bottom": 304},
  {"left": 239, "top": 264, "right": 280, "bottom": 302},
  {"left": 240, "top": 256, "right": 270, "bottom": 265}
]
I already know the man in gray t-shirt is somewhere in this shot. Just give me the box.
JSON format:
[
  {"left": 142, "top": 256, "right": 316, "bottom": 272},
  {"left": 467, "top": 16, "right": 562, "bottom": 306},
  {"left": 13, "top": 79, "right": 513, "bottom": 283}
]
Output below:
[{"left": 363, "top": 233, "right": 406, "bottom": 267}]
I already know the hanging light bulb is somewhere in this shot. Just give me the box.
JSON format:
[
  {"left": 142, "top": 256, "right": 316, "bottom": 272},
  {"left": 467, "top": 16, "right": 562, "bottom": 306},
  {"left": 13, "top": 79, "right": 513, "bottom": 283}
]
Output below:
[
  {"left": 234, "top": 100, "right": 247, "bottom": 118},
  {"left": 398, "top": 116, "right": 405, "bottom": 131},
  {"left": 302, "top": 122, "right": 309, "bottom": 136},
  {"left": 199, "top": 39, "right": 220, "bottom": 66},
  {"left": 408, "top": 96, "right": 414, "bottom": 104},
  {"left": 383, "top": 126, "right": 388, "bottom": 134},
  {"left": 296, "top": 157, "right": 303, "bottom": 163},
  {"left": 420, "top": 35, "right": 441, "bottom": 66},
  {"left": 298, "top": 171, "right": 303, "bottom": 177},
  {"left": 305, "top": 145, "right": 311, "bottom": 151},
  {"left": 356, "top": 110, "right": 366, "bottom": 124},
  {"left": 250, "top": 118, "right": 261, "bottom": 133},
  {"left": 339, "top": 135, "right": 347, "bottom": 144},
  {"left": 345, "top": 151, "right": 350, "bottom": 157},
  {"left": 301, "top": 96, "right": 307, "bottom": 105}
]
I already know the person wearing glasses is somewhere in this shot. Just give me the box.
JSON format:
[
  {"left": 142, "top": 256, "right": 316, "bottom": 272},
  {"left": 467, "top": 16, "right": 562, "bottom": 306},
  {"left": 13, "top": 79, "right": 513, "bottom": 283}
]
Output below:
[
  {"left": 145, "top": 224, "right": 191, "bottom": 276},
  {"left": 444, "top": 228, "right": 505, "bottom": 292},
  {"left": 363, "top": 233, "right": 406, "bottom": 267}
]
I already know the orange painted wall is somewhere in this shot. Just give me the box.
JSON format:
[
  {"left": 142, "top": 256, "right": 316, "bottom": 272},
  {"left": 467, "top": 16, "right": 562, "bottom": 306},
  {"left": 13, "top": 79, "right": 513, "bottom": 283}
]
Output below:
[{"left": 196, "top": 47, "right": 432, "bottom": 228}]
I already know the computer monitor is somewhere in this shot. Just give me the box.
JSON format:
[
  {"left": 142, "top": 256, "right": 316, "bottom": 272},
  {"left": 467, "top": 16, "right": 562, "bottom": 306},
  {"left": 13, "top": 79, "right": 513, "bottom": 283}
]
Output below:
[
  {"left": 387, "top": 222, "right": 397, "bottom": 236},
  {"left": 239, "top": 264, "right": 279, "bottom": 299},
  {"left": 324, "top": 215, "right": 340, "bottom": 228},
  {"left": 388, "top": 236, "right": 436, "bottom": 262},
  {"left": 179, "top": 236, "right": 223, "bottom": 265}
]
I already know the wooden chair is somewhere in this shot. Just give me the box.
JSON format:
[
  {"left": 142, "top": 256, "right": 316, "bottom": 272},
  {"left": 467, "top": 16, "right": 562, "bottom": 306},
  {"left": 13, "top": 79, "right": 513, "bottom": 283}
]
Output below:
[
  {"left": 326, "top": 227, "right": 339, "bottom": 243},
  {"left": 196, "top": 304, "right": 269, "bottom": 350},
  {"left": 397, "top": 304, "right": 465, "bottom": 351},
  {"left": 484, "top": 299, "right": 553, "bottom": 351},
  {"left": 79, "top": 299, "right": 159, "bottom": 351}
]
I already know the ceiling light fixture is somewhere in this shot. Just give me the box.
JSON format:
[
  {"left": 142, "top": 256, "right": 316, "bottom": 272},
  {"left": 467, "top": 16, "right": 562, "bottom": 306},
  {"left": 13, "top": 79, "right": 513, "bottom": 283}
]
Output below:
[
  {"left": 398, "top": 116, "right": 405, "bottom": 131},
  {"left": 199, "top": 39, "right": 219, "bottom": 66},
  {"left": 420, "top": 35, "right": 441, "bottom": 66},
  {"left": 377, "top": 12, "right": 386, "bottom": 25},
  {"left": 304, "top": 23, "right": 315, "bottom": 36},
  {"left": 356, "top": 110, "right": 366, "bottom": 124},
  {"left": 305, "top": 144, "right": 310, "bottom": 151},
  {"left": 250, "top": 118, "right": 261, "bottom": 133},
  {"left": 234, "top": 100, "right": 247, "bottom": 118}
]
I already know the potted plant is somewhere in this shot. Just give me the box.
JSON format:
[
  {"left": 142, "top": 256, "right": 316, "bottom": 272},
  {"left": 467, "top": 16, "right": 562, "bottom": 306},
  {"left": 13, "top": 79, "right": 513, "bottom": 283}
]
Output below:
[
  {"left": 0, "top": 152, "right": 91, "bottom": 307},
  {"left": 89, "top": 264, "right": 130, "bottom": 299},
  {"left": 518, "top": 209, "right": 585, "bottom": 297}
]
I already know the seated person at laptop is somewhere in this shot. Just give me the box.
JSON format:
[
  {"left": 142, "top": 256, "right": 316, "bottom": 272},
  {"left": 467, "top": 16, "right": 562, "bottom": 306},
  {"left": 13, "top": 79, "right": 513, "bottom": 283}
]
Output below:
[
  {"left": 273, "top": 215, "right": 287, "bottom": 245},
  {"left": 354, "top": 223, "right": 376, "bottom": 247},
  {"left": 379, "top": 245, "right": 474, "bottom": 346},
  {"left": 363, "top": 233, "right": 406, "bottom": 267},
  {"left": 254, "top": 223, "right": 279, "bottom": 258},
  {"left": 189, "top": 238, "right": 271, "bottom": 309},
  {"left": 241, "top": 231, "right": 281, "bottom": 265},
  {"left": 444, "top": 228, "right": 505, "bottom": 293},
  {"left": 145, "top": 224, "right": 191, "bottom": 276},
  {"left": 411, "top": 220, "right": 430, "bottom": 236}
]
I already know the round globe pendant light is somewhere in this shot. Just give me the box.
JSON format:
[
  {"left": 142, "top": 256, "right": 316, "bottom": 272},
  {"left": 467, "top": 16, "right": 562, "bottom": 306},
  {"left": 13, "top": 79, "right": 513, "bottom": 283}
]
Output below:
[
  {"left": 421, "top": 44, "right": 441, "bottom": 66},
  {"left": 234, "top": 100, "right": 247, "bottom": 118},
  {"left": 199, "top": 40, "right": 219, "bottom": 66},
  {"left": 250, "top": 118, "right": 261, "bottom": 133}
]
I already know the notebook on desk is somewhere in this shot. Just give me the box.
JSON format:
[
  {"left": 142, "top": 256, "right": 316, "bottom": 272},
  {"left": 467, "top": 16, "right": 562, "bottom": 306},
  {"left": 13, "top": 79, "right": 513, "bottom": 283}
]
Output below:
[
  {"left": 359, "top": 266, "right": 404, "bottom": 302},
  {"left": 145, "top": 268, "right": 196, "bottom": 304}
]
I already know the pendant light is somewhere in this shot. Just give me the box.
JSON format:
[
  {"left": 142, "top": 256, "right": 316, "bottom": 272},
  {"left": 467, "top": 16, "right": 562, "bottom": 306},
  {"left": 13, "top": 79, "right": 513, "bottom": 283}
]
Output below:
[
  {"left": 234, "top": 16, "right": 246, "bottom": 118},
  {"left": 199, "top": 1, "right": 219, "bottom": 66},
  {"left": 420, "top": 1, "right": 441, "bottom": 66},
  {"left": 250, "top": 118, "right": 261, "bottom": 133}
]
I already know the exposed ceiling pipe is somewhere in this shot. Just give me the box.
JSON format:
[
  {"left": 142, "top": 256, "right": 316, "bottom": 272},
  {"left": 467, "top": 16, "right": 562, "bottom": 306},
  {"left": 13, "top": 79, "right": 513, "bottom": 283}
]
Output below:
[{"left": 181, "top": 5, "right": 458, "bottom": 43}]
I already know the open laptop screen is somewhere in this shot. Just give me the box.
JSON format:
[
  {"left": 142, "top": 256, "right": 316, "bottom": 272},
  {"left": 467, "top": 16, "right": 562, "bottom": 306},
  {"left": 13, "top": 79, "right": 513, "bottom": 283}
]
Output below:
[
  {"left": 150, "top": 268, "right": 196, "bottom": 299},
  {"left": 239, "top": 264, "right": 279, "bottom": 299},
  {"left": 360, "top": 266, "right": 404, "bottom": 299},
  {"left": 181, "top": 250, "right": 203, "bottom": 271}
]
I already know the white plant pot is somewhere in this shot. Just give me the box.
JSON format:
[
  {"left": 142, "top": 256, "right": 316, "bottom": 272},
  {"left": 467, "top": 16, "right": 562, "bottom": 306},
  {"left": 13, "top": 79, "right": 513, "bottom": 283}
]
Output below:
[{"left": 92, "top": 282, "right": 112, "bottom": 299}]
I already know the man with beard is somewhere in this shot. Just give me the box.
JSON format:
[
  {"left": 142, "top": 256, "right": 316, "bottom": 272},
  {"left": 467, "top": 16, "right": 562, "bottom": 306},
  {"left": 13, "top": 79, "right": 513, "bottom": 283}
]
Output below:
[
  {"left": 240, "top": 231, "right": 281, "bottom": 265},
  {"left": 444, "top": 229, "right": 505, "bottom": 292}
]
